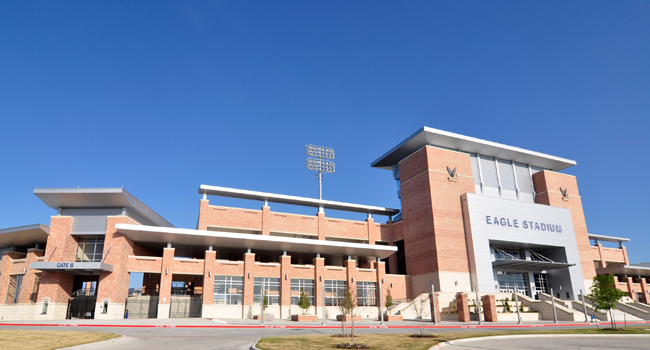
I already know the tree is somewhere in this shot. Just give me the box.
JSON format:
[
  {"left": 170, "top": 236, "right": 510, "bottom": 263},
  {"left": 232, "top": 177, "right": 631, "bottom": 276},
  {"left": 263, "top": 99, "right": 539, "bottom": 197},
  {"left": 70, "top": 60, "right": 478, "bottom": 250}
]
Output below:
[
  {"left": 504, "top": 297, "right": 511, "bottom": 313},
  {"left": 409, "top": 293, "right": 430, "bottom": 336},
  {"left": 298, "top": 288, "right": 311, "bottom": 315},
  {"left": 385, "top": 289, "right": 394, "bottom": 310},
  {"left": 587, "top": 274, "right": 627, "bottom": 330}
]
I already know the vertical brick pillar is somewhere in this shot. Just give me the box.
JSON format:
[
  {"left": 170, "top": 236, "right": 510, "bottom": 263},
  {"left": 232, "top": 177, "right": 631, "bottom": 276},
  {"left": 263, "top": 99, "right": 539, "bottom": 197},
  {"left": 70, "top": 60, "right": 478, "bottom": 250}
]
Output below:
[
  {"left": 429, "top": 292, "right": 441, "bottom": 322},
  {"left": 596, "top": 244, "right": 607, "bottom": 268},
  {"left": 197, "top": 199, "right": 210, "bottom": 231},
  {"left": 622, "top": 246, "right": 630, "bottom": 265},
  {"left": 317, "top": 212, "right": 326, "bottom": 240},
  {"left": 313, "top": 256, "right": 325, "bottom": 315},
  {"left": 640, "top": 279, "right": 649, "bottom": 304},
  {"left": 345, "top": 259, "right": 357, "bottom": 298},
  {"left": 366, "top": 217, "right": 375, "bottom": 244},
  {"left": 18, "top": 248, "right": 44, "bottom": 304},
  {"left": 243, "top": 252, "right": 256, "bottom": 306},
  {"left": 280, "top": 254, "right": 291, "bottom": 318},
  {"left": 261, "top": 206, "right": 271, "bottom": 235},
  {"left": 157, "top": 247, "right": 175, "bottom": 318},
  {"left": 0, "top": 253, "right": 18, "bottom": 304},
  {"left": 375, "top": 260, "right": 386, "bottom": 311},
  {"left": 203, "top": 250, "right": 216, "bottom": 306},
  {"left": 627, "top": 277, "right": 637, "bottom": 301},
  {"left": 457, "top": 294, "right": 470, "bottom": 322},
  {"left": 481, "top": 295, "right": 497, "bottom": 322}
]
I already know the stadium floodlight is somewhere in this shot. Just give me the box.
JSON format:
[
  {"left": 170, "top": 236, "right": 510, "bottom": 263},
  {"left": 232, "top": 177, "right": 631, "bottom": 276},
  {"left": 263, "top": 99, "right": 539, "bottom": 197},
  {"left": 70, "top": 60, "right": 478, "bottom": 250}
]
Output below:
[{"left": 305, "top": 144, "right": 335, "bottom": 200}]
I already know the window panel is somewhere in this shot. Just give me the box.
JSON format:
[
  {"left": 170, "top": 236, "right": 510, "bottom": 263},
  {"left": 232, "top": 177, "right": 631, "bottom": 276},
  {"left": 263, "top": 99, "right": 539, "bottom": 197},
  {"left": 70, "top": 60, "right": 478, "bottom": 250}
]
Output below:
[
  {"left": 514, "top": 163, "right": 533, "bottom": 194},
  {"left": 290, "top": 279, "right": 315, "bottom": 306},
  {"left": 213, "top": 276, "right": 243, "bottom": 305},
  {"left": 356, "top": 281, "right": 377, "bottom": 306},
  {"left": 324, "top": 280, "right": 346, "bottom": 306},
  {"left": 497, "top": 159, "right": 516, "bottom": 191},
  {"left": 254, "top": 277, "right": 280, "bottom": 305},
  {"left": 479, "top": 156, "right": 499, "bottom": 188},
  {"left": 470, "top": 154, "right": 481, "bottom": 185}
]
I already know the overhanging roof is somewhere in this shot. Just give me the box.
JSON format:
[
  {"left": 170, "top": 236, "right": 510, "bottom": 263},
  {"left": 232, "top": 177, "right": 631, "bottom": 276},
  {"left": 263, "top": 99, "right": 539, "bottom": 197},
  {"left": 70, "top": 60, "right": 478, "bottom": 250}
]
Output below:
[
  {"left": 34, "top": 187, "right": 173, "bottom": 228},
  {"left": 597, "top": 265, "right": 650, "bottom": 277},
  {"left": 115, "top": 224, "right": 398, "bottom": 259},
  {"left": 371, "top": 127, "right": 576, "bottom": 171},
  {"left": 199, "top": 185, "right": 399, "bottom": 216},
  {"left": 492, "top": 259, "right": 574, "bottom": 271},
  {"left": 588, "top": 234, "right": 630, "bottom": 243},
  {"left": 29, "top": 261, "right": 114, "bottom": 275},
  {"left": 0, "top": 224, "right": 49, "bottom": 248}
]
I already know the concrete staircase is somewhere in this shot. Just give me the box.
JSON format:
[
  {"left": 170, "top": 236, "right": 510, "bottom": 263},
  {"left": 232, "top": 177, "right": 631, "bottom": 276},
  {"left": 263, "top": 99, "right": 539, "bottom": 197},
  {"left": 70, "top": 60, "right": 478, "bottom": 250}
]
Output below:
[
  {"left": 388, "top": 293, "right": 431, "bottom": 319},
  {"left": 518, "top": 293, "right": 585, "bottom": 321}
]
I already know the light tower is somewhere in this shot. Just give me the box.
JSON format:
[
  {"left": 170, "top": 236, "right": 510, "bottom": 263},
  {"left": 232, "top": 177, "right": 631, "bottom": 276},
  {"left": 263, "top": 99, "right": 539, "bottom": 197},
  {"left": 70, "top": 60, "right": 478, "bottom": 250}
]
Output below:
[{"left": 305, "top": 144, "right": 335, "bottom": 200}]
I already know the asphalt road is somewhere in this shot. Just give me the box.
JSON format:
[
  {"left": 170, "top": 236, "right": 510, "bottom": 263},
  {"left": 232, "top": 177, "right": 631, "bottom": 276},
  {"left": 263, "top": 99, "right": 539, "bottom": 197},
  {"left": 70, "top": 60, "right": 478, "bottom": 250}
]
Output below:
[{"left": 1, "top": 323, "right": 649, "bottom": 350}]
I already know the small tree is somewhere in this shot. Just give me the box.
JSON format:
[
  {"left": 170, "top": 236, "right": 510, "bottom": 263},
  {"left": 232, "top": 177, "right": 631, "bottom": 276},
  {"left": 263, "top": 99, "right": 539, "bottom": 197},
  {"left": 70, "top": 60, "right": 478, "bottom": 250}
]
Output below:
[
  {"left": 298, "top": 288, "right": 311, "bottom": 315},
  {"left": 385, "top": 288, "right": 394, "bottom": 311},
  {"left": 263, "top": 291, "right": 269, "bottom": 313},
  {"left": 587, "top": 274, "right": 627, "bottom": 330},
  {"left": 504, "top": 297, "right": 511, "bottom": 313},
  {"left": 409, "top": 294, "right": 430, "bottom": 336},
  {"left": 341, "top": 287, "right": 357, "bottom": 347}
]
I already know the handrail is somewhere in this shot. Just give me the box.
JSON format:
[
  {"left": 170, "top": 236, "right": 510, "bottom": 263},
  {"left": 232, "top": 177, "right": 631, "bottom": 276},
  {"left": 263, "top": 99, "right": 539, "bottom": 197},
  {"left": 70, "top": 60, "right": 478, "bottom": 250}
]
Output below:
[{"left": 101, "top": 244, "right": 113, "bottom": 262}]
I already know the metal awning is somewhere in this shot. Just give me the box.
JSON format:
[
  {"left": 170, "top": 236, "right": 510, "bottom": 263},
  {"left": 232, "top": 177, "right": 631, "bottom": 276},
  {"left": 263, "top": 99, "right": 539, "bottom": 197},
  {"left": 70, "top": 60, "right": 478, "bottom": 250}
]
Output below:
[
  {"left": 30, "top": 262, "right": 114, "bottom": 275},
  {"left": 597, "top": 265, "right": 650, "bottom": 277},
  {"left": 115, "top": 224, "right": 397, "bottom": 259},
  {"left": 492, "top": 259, "right": 574, "bottom": 271},
  {"left": 587, "top": 234, "right": 630, "bottom": 243},
  {"left": 371, "top": 126, "right": 576, "bottom": 171},
  {"left": 199, "top": 185, "right": 399, "bottom": 216},
  {"left": 0, "top": 224, "right": 49, "bottom": 249}
]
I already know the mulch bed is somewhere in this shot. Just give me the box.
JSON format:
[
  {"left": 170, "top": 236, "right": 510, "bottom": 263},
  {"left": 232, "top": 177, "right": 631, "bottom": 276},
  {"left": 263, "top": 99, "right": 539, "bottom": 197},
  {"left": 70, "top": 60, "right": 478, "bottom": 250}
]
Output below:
[
  {"left": 332, "top": 334, "right": 357, "bottom": 338},
  {"left": 334, "top": 343, "right": 369, "bottom": 349},
  {"left": 409, "top": 334, "right": 437, "bottom": 338}
]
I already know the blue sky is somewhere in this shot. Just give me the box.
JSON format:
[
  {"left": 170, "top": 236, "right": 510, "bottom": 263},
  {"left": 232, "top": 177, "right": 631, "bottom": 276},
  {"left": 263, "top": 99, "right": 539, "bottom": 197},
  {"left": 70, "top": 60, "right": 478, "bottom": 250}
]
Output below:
[{"left": 1, "top": 1, "right": 648, "bottom": 265}]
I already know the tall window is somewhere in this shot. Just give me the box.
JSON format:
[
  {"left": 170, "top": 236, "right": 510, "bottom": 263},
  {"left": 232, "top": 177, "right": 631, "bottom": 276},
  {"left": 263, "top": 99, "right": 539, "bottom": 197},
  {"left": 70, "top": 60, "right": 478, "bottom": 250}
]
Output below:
[
  {"left": 6, "top": 274, "right": 24, "bottom": 304},
  {"left": 31, "top": 274, "right": 40, "bottom": 303},
  {"left": 254, "top": 277, "right": 280, "bottom": 305},
  {"left": 356, "top": 281, "right": 377, "bottom": 306},
  {"left": 171, "top": 281, "right": 187, "bottom": 295},
  {"left": 213, "top": 276, "right": 243, "bottom": 305},
  {"left": 290, "top": 279, "right": 314, "bottom": 305},
  {"left": 75, "top": 237, "right": 105, "bottom": 262},
  {"left": 324, "top": 280, "right": 346, "bottom": 306}
]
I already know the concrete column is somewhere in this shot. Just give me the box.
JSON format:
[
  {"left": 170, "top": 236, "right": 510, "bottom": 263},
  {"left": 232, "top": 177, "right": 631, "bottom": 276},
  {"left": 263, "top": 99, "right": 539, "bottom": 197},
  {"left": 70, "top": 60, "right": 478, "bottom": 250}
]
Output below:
[
  {"left": 203, "top": 250, "right": 216, "bottom": 306},
  {"left": 280, "top": 254, "right": 291, "bottom": 318},
  {"left": 243, "top": 252, "right": 256, "bottom": 306},
  {"left": 18, "top": 248, "right": 44, "bottom": 304},
  {"left": 261, "top": 206, "right": 271, "bottom": 236},
  {"left": 157, "top": 247, "right": 175, "bottom": 318},
  {"left": 313, "top": 256, "right": 325, "bottom": 314},
  {"left": 457, "top": 294, "right": 470, "bottom": 322},
  {"left": 481, "top": 295, "right": 498, "bottom": 322}
]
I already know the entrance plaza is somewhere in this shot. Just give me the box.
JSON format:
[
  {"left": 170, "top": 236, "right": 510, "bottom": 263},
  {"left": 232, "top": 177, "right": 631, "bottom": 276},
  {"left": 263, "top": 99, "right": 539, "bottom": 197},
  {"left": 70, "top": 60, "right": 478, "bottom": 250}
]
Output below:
[{"left": 1, "top": 127, "right": 649, "bottom": 323}]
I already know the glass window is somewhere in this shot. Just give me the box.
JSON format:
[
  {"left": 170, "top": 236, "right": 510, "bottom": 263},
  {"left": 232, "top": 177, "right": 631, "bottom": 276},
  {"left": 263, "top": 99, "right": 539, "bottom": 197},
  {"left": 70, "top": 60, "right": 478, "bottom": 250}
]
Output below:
[
  {"left": 479, "top": 156, "right": 499, "bottom": 188},
  {"left": 324, "top": 280, "right": 347, "bottom": 306},
  {"left": 171, "top": 281, "right": 187, "bottom": 295},
  {"left": 75, "top": 237, "right": 105, "bottom": 262},
  {"left": 291, "top": 279, "right": 314, "bottom": 306},
  {"left": 213, "top": 276, "right": 243, "bottom": 305},
  {"left": 497, "top": 159, "right": 516, "bottom": 191},
  {"left": 514, "top": 163, "right": 533, "bottom": 194},
  {"left": 6, "top": 274, "right": 24, "bottom": 304},
  {"left": 254, "top": 277, "right": 280, "bottom": 305},
  {"left": 356, "top": 281, "right": 377, "bottom": 306},
  {"left": 470, "top": 154, "right": 481, "bottom": 185}
]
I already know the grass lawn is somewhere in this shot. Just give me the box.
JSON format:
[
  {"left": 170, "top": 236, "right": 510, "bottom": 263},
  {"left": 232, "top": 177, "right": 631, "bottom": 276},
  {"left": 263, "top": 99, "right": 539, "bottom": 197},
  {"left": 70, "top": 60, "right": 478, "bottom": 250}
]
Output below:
[
  {"left": 0, "top": 329, "right": 121, "bottom": 350},
  {"left": 256, "top": 327, "right": 650, "bottom": 350}
]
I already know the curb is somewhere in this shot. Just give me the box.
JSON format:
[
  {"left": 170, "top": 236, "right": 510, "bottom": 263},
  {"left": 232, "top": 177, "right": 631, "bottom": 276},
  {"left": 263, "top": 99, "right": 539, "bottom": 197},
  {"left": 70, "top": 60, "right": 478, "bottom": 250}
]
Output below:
[
  {"left": 249, "top": 337, "right": 262, "bottom": 350},
  {"left": 427, "top": 333, "right": 650, "bottom": 349}
]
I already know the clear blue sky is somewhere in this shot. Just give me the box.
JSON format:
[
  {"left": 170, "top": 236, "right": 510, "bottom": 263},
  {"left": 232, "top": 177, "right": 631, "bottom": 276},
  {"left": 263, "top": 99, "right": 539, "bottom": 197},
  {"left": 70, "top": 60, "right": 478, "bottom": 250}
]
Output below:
[{"left": 1, "top": 1, "right": 648, "bottom": 265}]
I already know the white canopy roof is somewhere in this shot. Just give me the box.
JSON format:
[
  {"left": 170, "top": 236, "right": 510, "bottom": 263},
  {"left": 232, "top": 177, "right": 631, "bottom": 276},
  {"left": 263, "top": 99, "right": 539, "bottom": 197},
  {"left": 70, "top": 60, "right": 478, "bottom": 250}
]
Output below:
[
  {"left": 372, "top": 126, "right": 576, "bottom": 171},
  {"left": 0, "top": 224, "right": 49, "bottom": 249},
  {"left": 199, "top": 185, "right": 399, "bottom": 216},
  {"left": 116, "top": 224, "right": 397, "bottom": 259}
]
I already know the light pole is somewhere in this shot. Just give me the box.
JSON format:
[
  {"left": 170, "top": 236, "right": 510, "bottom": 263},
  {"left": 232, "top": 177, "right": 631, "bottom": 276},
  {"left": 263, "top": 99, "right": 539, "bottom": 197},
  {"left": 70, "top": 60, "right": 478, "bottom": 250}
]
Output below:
[{"left": 305, "top": 144, "right": 335, "bottom": 200}]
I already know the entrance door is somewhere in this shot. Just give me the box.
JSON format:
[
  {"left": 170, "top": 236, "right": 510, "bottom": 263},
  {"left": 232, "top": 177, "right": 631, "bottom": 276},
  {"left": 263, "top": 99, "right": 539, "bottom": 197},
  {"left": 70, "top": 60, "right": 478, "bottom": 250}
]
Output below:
[
  {"left": 66, "top": 295, "right": 97, "bottom": 319},
  {"left": 534, "top": 273, "right": 549, "bottom": 297},
  {"left": 125, "top": 296, "right": 159, "bottom": 319},
  {"left": 169, "top": 296, "right": 202, "bottom": 318},
  {"left": 496, "top": 271, "right": 529, "bottom": 296}
]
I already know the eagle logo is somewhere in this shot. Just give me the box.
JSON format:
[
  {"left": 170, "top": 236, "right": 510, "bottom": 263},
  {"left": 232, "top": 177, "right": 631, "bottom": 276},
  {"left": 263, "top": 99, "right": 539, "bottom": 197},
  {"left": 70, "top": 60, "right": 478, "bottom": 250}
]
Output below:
[
  {"left": 446, "top": 166, "right": 457, "bottom": 181},
  {"left": 560, "top": 187, "right": 569, "bottom": 199}
]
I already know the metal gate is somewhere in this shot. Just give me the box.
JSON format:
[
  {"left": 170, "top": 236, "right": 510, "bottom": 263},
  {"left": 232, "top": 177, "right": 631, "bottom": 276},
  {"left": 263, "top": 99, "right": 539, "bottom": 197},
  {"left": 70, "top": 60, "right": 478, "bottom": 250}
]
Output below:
[
  {"left": 125, "top": 296, "right": 159, "bottom": 319},
  {"left": 66, "top": 295, "right": 97, "bottom": 319},
  {"left": 169, "top": 296, "right": 202, "bottom": 318}
]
